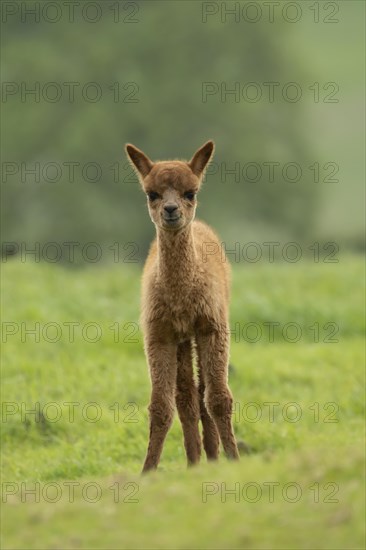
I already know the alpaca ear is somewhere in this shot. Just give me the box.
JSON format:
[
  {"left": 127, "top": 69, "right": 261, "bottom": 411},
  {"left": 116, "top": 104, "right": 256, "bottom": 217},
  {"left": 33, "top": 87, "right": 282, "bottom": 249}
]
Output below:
[
  {"left": 125, "top": 144, "right": 154, "bottom": 178},
  {"left": 189, "top": 140, "right": 215, "bottom": 177}
]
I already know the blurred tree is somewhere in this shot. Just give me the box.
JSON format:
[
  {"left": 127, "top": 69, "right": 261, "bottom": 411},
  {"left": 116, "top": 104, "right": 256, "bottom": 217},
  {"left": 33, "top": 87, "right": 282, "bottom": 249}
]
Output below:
[{"left": 1, "top": 1, "right": 322, "bottom": 264}]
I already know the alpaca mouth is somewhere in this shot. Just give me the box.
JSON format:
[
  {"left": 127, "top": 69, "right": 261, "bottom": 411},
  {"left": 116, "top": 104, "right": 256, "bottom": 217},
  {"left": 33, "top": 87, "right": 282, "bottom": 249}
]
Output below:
[
  {"left": 163, "top": 215, "right": 181, "bottom": 224},
  {"left": 162, "top": 215, "right": 182, "bottom": 230}
]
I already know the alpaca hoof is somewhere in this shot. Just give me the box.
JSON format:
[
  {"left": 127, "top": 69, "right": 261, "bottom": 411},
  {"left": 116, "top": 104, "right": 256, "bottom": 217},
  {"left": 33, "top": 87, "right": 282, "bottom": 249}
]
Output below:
[{"left": 141, "top": 462, "right": 157, "bottom": 474}]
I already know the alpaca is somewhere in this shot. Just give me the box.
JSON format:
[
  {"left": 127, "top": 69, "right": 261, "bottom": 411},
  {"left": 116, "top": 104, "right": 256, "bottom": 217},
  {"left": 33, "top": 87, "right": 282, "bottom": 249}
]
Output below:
[{"left": 125, "top": 140, "right": 239, "bottom": 473}]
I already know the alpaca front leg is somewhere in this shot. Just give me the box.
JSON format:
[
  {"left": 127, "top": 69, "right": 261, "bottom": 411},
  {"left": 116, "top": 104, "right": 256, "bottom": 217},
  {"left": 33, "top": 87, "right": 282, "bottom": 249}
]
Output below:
[
  {"left": 142, "top": 341, "right": 177, "bottom": 473},
  {"left": 197, "top": 329, "right": 239, "bottom": 461}
]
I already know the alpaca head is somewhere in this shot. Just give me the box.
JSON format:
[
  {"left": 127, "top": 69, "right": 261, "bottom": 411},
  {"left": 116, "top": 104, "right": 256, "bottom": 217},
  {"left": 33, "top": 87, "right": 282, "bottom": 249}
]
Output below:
[{"left": 125, "top": 141, "right": 215, "bottom": 232}]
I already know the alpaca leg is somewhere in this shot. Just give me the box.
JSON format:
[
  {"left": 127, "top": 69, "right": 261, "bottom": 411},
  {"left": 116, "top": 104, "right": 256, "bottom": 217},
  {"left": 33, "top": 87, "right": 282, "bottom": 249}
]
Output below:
[
  {"left": 197, "top": 329, "right": 239, "bottom": 460},
  {"left": 175, "top": 341, "right": 201, "bottom": 466},
  {"left": 198, "top": 369, "right": 220, "bottom": 460},
  {"left": 142, "top": 340, "right": 177, "bottom": 473}
]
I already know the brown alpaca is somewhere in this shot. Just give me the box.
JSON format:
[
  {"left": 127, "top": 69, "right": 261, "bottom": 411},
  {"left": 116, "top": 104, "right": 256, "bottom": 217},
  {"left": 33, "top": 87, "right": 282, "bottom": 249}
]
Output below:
[{"left": 125, "top": 140, "right": 239, "bottom": 473}]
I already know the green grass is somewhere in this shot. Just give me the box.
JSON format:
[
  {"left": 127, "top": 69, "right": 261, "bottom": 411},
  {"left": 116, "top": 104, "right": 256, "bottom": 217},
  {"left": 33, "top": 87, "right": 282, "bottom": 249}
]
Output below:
[{"left": 1, "top": 257, "right": 365, "bottom": 549}]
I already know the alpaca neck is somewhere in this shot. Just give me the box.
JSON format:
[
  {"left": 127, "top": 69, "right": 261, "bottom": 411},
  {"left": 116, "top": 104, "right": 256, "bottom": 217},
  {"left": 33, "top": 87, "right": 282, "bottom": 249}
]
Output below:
[{"left": 156, "top": 224, "right": 196, "bottom": 289}]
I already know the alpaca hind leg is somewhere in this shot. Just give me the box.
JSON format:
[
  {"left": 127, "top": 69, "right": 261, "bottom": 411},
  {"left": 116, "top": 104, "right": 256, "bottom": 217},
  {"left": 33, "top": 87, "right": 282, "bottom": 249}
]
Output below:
[
  {"left": 175, "top": 340, "right": 201, "bottom": 466},
  {"left": 198, "top": 368, "right": 220, "bottom": 460},
  {"left": 197, "top": 330, "right": 239, "bottom": 460}
]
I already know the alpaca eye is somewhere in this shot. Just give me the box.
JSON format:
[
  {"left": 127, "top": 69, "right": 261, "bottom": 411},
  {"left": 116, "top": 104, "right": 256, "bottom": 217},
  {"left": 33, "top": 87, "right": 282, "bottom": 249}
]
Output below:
[
  {"left": 184, "top": 191, "right": 195, "bottom": 201},
  {"left": 147, "top": 192, "right": 160, "bottom": 201}
]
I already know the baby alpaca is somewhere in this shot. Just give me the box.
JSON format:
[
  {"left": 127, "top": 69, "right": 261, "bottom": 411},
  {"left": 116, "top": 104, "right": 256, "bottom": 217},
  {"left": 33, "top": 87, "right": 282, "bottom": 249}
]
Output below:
[{"left": 125, "top": 140, "right": 239, "bottom": 473}]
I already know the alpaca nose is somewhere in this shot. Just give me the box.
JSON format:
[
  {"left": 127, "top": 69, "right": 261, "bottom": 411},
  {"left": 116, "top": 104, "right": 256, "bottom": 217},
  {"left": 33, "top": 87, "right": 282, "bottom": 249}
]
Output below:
[{"left": 164, "top": 204, "right": 178, "bottom": 215}]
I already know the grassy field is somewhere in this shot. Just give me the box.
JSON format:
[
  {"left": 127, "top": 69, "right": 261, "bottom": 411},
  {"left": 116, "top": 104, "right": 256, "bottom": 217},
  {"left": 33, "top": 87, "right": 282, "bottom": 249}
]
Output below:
[{"left": 1, "top": 256, "right": 365, "bottom": 549}]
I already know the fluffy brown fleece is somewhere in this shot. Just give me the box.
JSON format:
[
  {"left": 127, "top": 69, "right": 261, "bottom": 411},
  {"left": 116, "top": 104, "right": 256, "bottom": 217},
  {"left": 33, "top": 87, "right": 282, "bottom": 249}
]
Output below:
[{"left": 125, "top": 140, "right": 239, "bottom": 473}]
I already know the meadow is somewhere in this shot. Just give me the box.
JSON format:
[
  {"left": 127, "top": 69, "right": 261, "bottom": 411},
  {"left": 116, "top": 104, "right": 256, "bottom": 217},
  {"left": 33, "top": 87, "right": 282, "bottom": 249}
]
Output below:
[{"left": 1, "top": 255, "right": 365, "bottom": 549}]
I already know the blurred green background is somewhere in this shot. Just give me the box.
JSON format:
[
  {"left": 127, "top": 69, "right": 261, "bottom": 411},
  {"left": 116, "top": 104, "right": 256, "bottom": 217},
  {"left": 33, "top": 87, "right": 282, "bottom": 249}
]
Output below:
[
  {"left": 1, "top": 0, "right": 364, "bottom": 260},
  {"left": 1, "top": 1, "right": 365, "bottom": 549}
]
